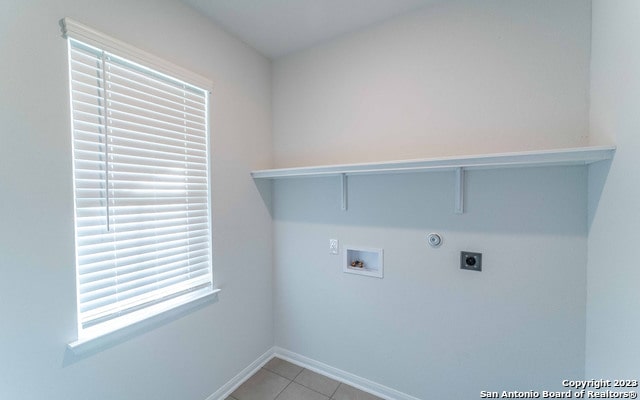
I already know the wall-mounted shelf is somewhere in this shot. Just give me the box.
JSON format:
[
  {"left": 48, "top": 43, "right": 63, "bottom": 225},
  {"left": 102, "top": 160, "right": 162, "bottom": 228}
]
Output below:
[{"left": 251, "top": 145, "right": 616, "bottom": 213}]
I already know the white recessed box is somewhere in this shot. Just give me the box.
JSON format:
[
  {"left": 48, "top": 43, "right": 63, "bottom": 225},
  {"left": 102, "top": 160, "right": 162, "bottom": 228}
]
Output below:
[{"left": 343, "top": 246, "right": 383, "bottom": 278}]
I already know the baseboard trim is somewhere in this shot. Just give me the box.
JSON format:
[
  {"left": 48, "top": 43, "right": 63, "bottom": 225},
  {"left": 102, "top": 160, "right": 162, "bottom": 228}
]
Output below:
[
  {"left": 204, "top": 346, "right": 421, "bottom": 400},
  {"left": 273, "top": 347, "right": 421, "bottom": 400},
  {"left": 204, "top": 347, "right": 275, "bottom": 400}
]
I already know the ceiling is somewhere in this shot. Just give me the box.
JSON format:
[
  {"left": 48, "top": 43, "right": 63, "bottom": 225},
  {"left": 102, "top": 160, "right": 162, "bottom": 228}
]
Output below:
[{"left": 181, "top": 0, "right": 437, "bottom": 59}]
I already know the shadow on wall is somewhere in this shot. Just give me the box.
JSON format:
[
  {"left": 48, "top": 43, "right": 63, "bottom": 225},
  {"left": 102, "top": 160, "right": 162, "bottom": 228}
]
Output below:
[
  {"left": 253, "top": 178, "right": 274, "bottom": 218},
  {"left": 587, "top": 159, "right": 613, "bottom": 232},
  {"left": 62, "top": 295, "right": 218, "bottom": 366},
  {"left": 266, "top": 165, "right": 590, "bottom": 237}
]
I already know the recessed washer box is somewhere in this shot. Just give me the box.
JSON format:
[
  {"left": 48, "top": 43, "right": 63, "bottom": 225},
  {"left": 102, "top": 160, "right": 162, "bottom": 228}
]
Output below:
[{"left": 343, "top": 246, "right": 383, "bottom": 278}]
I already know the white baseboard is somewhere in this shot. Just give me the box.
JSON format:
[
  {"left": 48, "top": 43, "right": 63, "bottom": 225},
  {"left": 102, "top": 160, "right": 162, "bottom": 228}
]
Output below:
[
  {"left": 204, "top": 346, "right": 421, "bottom": 400},
  {"left": 273, "top": 347, "right": 421, "bottom": 400},
  {"left": 204, "top": 347, "right": 275, "bottom": 400}
]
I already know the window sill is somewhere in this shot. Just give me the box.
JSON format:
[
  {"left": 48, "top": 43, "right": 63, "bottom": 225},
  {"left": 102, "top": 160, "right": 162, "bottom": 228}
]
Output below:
[{"left": 67, "top": 288, "right": 220, "bottom": 355}]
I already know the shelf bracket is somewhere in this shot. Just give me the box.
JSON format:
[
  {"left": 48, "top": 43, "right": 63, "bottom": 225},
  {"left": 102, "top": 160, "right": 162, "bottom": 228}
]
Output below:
[
  {"left": 341, "top": 173, "right": 348, "bottom": 211},
  {"left": 455, "top": 167, "right": 464, "bottom": 214}
]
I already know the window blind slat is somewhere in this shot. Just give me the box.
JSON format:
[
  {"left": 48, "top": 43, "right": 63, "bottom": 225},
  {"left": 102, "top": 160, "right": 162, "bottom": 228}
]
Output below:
[
  {"left": 77, "top": 225, "right": 209, "bottom": 259},
  {"left": 108, "top": 90, "right": 205, "bottom": 122},
  {"left": 70, "top": 47, "right": 101, "bottom": 64},
  {"left": 107, "top": 117, "right": 207, "bottom": 144},
  {"left": 79, "top": 251, "right": 210, "bottom": 296},
  {"left": 105, "top": 143, "right": 207, "bottom": 164},
  {"left": 78, "top": 241, "right": 210, "bottom": 279},
  {"left": 81, "top": 268, "right": 212, "bottom": 313},
  {"left": 106, "top": 63, "right": 206, "bottom": 108},
  {"left": 81, "top": 249, "right": 210, "bottom": 287},
  {"left": 78, "top": 242, "right": 210, "bottom": 281},
  {"left": 108, "top": 99, "right": 206, "bottom": 129},
  {"left": 75, "top": 178, "right": 207, "bottom": 191},
  {"left": 107, "top": 78, "right": 205, "bottom": 116},
  {"left": 81, "top": 275, "right": 212, "bottom": 326},
  {"left": 75, "top": 202, "right": 208, "bottom": 220},
  {"left": 74, "top": 168, "right": 208, "bottom": 184},
  {"left": 106, "top": 56, "right": 204, "bottom": 98},
  {"left": 77, "top": 233, "right": 209, "bottom": 276},
  {"left": 105, "top": 78, "right": 206, "bottom": 121},
  {"left": 76, "top": 214, "right": 208, "bottom": 240},
  {"left": 76, "top": 218, "right": 209, "bottom": 244},
  {"left": 80, "top": 257, "right": 211, "bottom": 301},
  {"left": 108, "top": 125, "right": 206, "bottom": 148},
  {"left": 74, "top": 159, "right": 208, "bottom": 177},
  {"left": 81, "top": 263, "right": 207, "bottom": 312},
  {"left": 76, "top": 202, "right": 207, "bottom": 216},
  {"left": 82, "top": 270, "right": 212, "bottom": 315},
  {"left": 68, "top": 35, "right": 213, "bottom": 338},
  {"left": 108, "top": 108, "right": 206, "bottom": 134}
]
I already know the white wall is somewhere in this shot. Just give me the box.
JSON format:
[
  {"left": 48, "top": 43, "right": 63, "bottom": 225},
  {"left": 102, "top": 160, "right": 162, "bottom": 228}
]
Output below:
[
  {"left": 0, "top": 1, "right": 273, "bottom": 399},
  {"left": 273, "top": 0, "right": 591, "bottom": 168},
  {"left": 272, "top": 1, "right": 592, "bottom": 398},
  {"left": 586, "top": 0, "right": 640, "bottom": 378}
]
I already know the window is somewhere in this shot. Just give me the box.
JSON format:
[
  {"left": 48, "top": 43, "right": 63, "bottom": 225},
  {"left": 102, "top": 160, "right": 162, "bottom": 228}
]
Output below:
[{"left": 64, "top": 18, "right": 215, "bottom": 346}]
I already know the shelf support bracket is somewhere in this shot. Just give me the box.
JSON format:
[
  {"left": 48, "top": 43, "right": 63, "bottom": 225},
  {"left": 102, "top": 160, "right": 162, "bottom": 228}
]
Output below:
[
  {"left": 455, "top": 168, "right": 464, "bottom": 214},
  {"left": 341, "top": 173, "right": 348, "bottom": 211}
]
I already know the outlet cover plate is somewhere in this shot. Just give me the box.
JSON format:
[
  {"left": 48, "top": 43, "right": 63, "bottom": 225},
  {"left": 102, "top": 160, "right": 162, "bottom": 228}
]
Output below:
[
  {"left": 329, "top": 239, "right": 339, "bottom": 255},
  {"left": 461, "top": 251, "right": 482, "bottom": 271}
]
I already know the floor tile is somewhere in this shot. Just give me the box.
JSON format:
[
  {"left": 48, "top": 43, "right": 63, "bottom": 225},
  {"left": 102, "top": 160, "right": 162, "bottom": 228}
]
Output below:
[
  {"left": 263, "top": 357, "right": 304, "bottom": 380},
  {"left": 294, "top": 369, "right": 340, "bottom": 397},
  {"left": 332, "top": 383, "right": 383, "bottom": 400},
  {"left": 231, "top": 368, "right": 290, "bottom": 400},
  {"left": 276, "top": 382, "right": 329, "bottom": 400}
]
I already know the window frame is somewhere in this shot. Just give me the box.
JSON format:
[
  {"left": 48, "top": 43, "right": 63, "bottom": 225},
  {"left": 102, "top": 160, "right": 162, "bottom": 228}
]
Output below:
[{"left": 63, "top": 18, "right": 218, "bottom": 353}]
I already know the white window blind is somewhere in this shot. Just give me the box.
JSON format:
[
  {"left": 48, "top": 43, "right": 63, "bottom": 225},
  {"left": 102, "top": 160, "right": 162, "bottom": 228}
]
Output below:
[{"left": 65, "top": 19, "right": 214, "bottom": 342}]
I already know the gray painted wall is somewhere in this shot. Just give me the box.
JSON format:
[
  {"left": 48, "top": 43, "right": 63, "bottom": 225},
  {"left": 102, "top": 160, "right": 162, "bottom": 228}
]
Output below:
[
  {"left": 0, "top": 1, "right": 273, "bottom": 399},
  {"left": 587, "top": 0, "right": 640, "bottom": 378},
  {"left": 273, "top": 168, "right": 588, "bottom": 399},
  {"left": 272, "top": 1, "right": 592, "bottom": 398}
]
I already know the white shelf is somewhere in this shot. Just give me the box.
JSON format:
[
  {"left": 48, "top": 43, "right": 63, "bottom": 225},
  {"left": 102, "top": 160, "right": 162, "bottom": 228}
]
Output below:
[
  {"left": 251, "top": 146, "right": 615, "bottom": 179},
  {"left": 251, "top": 145, "right": 616, "bottom": 213}
]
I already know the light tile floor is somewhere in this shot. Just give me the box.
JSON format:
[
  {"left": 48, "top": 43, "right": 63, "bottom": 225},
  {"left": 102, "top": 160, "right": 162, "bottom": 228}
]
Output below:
[{"left": 227, "top": 358, "right": 383, "bottom": 400}]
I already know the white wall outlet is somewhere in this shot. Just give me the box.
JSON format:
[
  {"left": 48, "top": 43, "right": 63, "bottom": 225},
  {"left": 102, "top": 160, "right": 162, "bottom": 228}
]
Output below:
[{"left": 329, "top": 239, "right": 339, "bottom": 255}]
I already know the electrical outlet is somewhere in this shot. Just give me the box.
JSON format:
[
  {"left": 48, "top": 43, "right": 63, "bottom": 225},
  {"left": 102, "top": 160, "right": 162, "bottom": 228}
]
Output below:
[
  {"left": 461, "top": 251, "right": 482, "bottom": 271},
  {"left": 329, "top": 239, "right": 339, "bottom": 255}
]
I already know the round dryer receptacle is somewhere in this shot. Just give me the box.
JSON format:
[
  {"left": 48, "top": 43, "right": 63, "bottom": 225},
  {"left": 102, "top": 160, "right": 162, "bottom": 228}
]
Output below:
[{"left": 427, "top": 233, "right": 442, "bottom": 247}]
